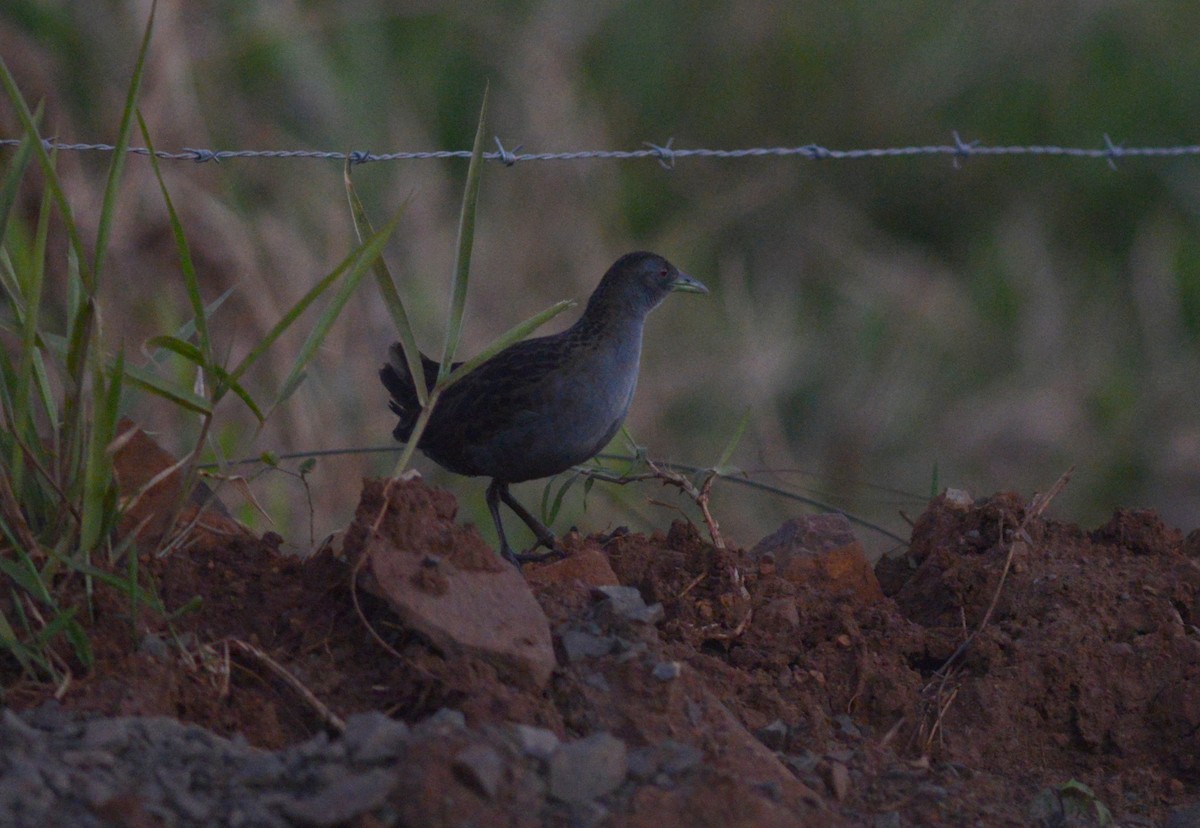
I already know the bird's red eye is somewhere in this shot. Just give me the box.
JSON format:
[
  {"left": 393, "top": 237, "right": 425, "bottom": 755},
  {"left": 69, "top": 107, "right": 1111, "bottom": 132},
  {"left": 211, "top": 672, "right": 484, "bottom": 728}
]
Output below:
[{"left": 660, "top": 269, "right": 669, "bottom": 278}]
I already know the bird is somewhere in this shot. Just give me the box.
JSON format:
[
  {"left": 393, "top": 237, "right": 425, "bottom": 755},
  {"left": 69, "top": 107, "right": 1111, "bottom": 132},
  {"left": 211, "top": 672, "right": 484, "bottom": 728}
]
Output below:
[{"left": 380, "top": 251, "right": 707, "bottom": 566}]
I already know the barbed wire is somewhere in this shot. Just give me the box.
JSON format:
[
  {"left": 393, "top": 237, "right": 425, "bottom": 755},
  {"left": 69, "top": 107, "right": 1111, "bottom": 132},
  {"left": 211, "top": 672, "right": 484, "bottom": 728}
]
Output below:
[{"left": 2, "top": 132, "right": 1198, "bottom": 170}]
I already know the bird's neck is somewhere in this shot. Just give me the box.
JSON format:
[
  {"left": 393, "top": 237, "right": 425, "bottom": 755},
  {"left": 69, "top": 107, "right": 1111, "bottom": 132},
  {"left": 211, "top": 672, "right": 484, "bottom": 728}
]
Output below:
[{"left": 572, "top": 293, "right": 648, "bottom": 345}]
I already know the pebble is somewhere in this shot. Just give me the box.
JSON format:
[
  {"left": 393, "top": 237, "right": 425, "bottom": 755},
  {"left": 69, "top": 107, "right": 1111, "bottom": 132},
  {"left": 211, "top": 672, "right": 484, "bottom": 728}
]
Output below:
[
  {"left": 452, "top": 743, "right": 505, "bottom": 799},
  {"left": 510, "top": 724, "right": 560, "bottom": 761},
  {"left": 277, "top": 769, "right": 397, "bottom": 826},
  {"left": 593, "top": 585, "right": 665, "bottom": 624},
  {"left": 548, "top": 732, "right": 628, "bottom": 803},
  {"left": 341, "top": 711, "right": 410, "bottom": 765},
  {"left": 560, "top": 629, "right": 616, "bottom": 661},
  {"left": 755, "top": 719, "right": 789, "bottom": 751},
  {"left": 651, "top": 660, "right": 682, "bottom": 681}
]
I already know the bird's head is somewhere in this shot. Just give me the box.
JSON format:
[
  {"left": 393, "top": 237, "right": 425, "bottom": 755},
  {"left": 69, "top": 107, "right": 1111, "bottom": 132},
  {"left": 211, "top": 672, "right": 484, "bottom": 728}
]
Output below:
[{"left": 590, "top": 251, "right": 708, "bottom": 318}]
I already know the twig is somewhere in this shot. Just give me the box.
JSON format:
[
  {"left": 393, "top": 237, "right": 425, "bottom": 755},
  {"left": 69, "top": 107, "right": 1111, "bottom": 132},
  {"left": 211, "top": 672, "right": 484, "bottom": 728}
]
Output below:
[
  {"left": 227, "top": 637, "right": 346, "bottom": 734},
  {"left": 917, "top": 467, "right": 1074, "bottom": 752}
]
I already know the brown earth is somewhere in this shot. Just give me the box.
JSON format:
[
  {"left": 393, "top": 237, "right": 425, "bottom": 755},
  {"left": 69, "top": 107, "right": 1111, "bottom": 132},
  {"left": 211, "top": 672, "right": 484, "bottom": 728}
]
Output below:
[{"left": 6, "top": 440, "right": 1200, "bottom": 824}]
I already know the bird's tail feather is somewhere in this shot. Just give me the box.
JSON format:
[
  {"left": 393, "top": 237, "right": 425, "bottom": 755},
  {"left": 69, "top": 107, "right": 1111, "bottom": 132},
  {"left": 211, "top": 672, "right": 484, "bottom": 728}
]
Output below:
[{"left": 379, "top": 343, "right": 440, "bottom": 442}]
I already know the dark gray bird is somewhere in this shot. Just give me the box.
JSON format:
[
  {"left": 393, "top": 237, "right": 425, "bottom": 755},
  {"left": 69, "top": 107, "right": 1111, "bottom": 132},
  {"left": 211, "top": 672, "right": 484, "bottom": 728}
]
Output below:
[{"left": 380, "top": 251, "right": 707, "bottom": 565}]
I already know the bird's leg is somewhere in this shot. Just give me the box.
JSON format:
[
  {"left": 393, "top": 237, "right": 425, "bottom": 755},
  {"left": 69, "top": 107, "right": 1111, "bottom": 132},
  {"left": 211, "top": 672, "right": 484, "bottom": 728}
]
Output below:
[
  {"left": 482, "top": 477, "right": 561, "bottom": 561},
  {"left": 497, "top": 483, "right": 557, "bottom": 549},
  {"left": 485, "top": 479, "right": 522, "bottom": 566}
]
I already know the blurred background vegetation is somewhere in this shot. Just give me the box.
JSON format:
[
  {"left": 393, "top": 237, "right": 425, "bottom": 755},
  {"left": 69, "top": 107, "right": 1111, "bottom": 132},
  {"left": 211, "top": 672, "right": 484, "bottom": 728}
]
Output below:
[{"left": 4, "top": 1, "right": 1200, "bottom": 558}]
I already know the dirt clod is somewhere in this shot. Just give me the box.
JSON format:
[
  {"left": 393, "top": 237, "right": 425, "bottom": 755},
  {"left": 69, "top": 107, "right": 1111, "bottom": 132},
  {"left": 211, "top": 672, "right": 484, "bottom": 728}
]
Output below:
[{"left": 5, "top": 480, "right": 1200, "bottom": 824}]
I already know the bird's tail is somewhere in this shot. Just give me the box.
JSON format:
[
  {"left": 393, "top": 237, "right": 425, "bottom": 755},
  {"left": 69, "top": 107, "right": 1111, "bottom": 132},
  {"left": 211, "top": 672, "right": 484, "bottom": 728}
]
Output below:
[{"left": 379, "top": 343, "right": 440, "bottom": 442}]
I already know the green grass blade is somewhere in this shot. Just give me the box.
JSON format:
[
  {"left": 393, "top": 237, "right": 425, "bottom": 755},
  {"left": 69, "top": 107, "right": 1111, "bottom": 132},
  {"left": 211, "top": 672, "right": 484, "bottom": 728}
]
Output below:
[
  {"left": 275, "top": 200, "right": 408, "bottom": 407},
  {"left": 9, "top": 142, "right": 51, "bottom": 495},
  {"left": 145, "top": 335, "right": 204, "bottom": 365},
  {"left": 713, "top": 406, "right": 751, "bottom": 474},
  {"left": 122, "top": 364, "right": 213, "bottom": 415},
  {"left": 226, "top": 210, "right": 402, "bottom": 387},
  {"left": 0, "top": 55, "right": 93, "bottom": 290},
  {"left": 439, "top": 82, "right": 489, "bottom": 379},
  {"left": 441, "top": 299, "right": 575, "bottom": 391},
  {"left": 137, "top": 108, "right": 210, "bottom": 365},
  {"left": 0, "top": 105, "right": 39, "bottom": 248},
  {"left": 79, "top": 348, "right": 124, "bottom": 553},
  {"left": 344, "top": 162, "right": 427, "bottom": 406},
  {"left": 92, "top": 0, "right": 156, "bottom": 281}
]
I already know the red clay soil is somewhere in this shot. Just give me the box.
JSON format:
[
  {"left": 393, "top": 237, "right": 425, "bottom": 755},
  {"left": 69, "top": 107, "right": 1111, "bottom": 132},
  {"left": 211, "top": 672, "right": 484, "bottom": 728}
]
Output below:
[{"left": 6, "top": 475, "right": 1200, "bottom": 824}]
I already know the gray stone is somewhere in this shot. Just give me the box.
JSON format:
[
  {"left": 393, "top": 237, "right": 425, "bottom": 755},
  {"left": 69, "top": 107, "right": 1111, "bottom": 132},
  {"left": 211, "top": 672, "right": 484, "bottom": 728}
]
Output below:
[
  {"left": 278, "top": 768, "right": 397, "bottom": 826},
  {"left": 833, "top": 714, "right": 862, "bottom": 739},
  {"left": 593, "top": 585, "right": 647, "bottom": 615},
  {"left": 420, "top": 708, "right": 466, "bottom": 732},
  {"left": 592, "top": 586, "right": 666, "bottom": 625},
  {"left": 510, "top": 724, "right": 560, "bottom": 761},
  {"left": 341, "top": 711, "right": 410, "bottom": 765},
  {"left": 234, "top": 751, "right": 287, "bottom": 787},
  {"left": 658, "top": 740, "right": 703, "bottom": 775},
  {"left": 651, "top": 660, "right": 681, "bottom": 681},
  {"left": 2, "top": 709, "right": 44, "bottom": 748},
  {"left": 560, "top": 629, "right": 615, "bottom": 661},
  {"left": 82, "top": 717, "right": 133, "bottom": 750},
  {"left": 548, "top": 732, "right": 628, "bottom": 804},
  {"left": 452, "top": 743, "right": 505, "bottom": 799},
  {"left": 755, "top": 719, "right": 789, "bottom": 751}
]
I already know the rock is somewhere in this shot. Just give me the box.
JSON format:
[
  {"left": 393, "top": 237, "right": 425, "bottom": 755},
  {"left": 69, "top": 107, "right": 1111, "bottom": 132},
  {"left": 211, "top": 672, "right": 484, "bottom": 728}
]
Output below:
[
  {"left": 560, "top": 629, "right": 616, "bottom": 662},
  {"left": 628, "top": 740, "right": 704, "bottom": 781},
  {"left": 452, "top": 743, "right": 505, "bottom": 799},
  {"left": 419, "top": 708, "right": 466, "bottom": 732},
  {"left": 357, "top": 479, "right": 556, "bottom": 689},
  {"left": 586, "top": 584, "right": 665, "bottom": 624},
  {"left": 755, "top": 720, "right": 789, "bottom": 752},
  {"left": 651, "top": 661, "right": 682, "bottom": 681},
  {"left": 823, "top": 761, "right": 850, "bottom": 801},
  {"left": 525, "top": 546, "right": 620, "bottom": 587},
  {"left": 509, "top": 724, "right": 560, "bottom": 761},
  {"left": 548, "top": 732, "right": 628, "bottom": 803},
  {"left": 341, "top": 711, "right": 410, "bottom": 765},
  {"left": 277, "top": 768, "right": 397, "bottom": 826},
  {"left": 747, "top": 514, "right": 883, "bottom": 604}
]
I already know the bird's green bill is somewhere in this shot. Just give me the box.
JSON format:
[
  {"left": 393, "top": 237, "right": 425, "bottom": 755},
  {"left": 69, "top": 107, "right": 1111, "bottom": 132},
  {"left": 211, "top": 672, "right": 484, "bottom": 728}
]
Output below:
[{"left": 670, "top": 272, "right": 708, "bottom": 294}]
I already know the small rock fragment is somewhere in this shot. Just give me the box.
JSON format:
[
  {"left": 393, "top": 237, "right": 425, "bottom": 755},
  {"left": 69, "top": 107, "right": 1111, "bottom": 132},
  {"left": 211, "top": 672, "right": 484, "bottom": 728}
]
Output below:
[
  {"left": 651, "top": 661, "right": 682, "bottom": 681},
  {"left": 278, "top": 769, "right": 397, "bottom": 827},
  {"left": 755, "top": 719, "right": 789, "bottom": 752},
  {"left": 510, "top": 724, "right": 560, "bottom": 761},
  {"left": 341, "top": 711, "right": 410, "bottom": 765},
  {"left": 452, "top": 743, "right": 505, "bottom": 799},
  {"left": 560, "top": 629, "right": 615, "bottom": 662},
  {"left": 548, "top": 732, "right": 628, "bottom": 803},
  {"left": 824, "top": 760, "right": 851, "bottom": 801}
]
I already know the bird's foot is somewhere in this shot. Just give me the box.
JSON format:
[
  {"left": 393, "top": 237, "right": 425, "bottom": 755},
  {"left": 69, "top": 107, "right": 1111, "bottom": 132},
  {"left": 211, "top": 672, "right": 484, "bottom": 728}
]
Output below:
[{"left": 512, "top": 545, "right": 566, "bottom": 565}]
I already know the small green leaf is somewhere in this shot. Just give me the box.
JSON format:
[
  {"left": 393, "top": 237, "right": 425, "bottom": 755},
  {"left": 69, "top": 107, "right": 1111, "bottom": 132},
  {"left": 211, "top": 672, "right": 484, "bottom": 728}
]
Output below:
[
  {"left": 439, "top": 82, "right": 489, "bottom": 378},
  {"left": 344, "top": 162, "right": 426, "bottom": 406},
  {"left": 274, "top": 205, "right": 407, "bottom": 409},
  {"left": 442, "top": 300, "right": 575, "bottom": 392},
  {"left": 94, "top": 1, "right": 156, "bottom": 281}
]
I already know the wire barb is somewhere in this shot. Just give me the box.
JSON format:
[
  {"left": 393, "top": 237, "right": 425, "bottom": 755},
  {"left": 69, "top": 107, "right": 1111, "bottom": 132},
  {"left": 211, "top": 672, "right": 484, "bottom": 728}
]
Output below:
[
  {"left": 644, "top": 138, "right": 676, "bottom": 170},
  {"left": 491, "top": 137, "right": 522, "bottom": 166}
]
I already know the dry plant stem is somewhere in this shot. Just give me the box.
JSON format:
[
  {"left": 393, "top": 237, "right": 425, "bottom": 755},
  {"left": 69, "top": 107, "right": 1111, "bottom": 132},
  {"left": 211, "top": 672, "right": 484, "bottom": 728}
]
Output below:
[
  {"left": 645, "top": 459, "right": 725, "bottom": 549},
  {"left": 918, "top": 466, "right": 1074, "bottom": 753},
  {"left": 228, "top": 638, "right": 346, "bottom": 734}
]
